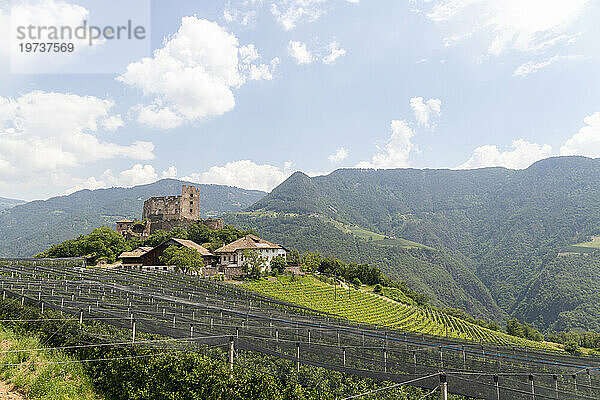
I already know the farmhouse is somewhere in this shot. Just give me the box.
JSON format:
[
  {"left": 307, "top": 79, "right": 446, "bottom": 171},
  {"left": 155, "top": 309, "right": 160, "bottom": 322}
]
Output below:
[
  {"left": 118, "top": 233, "right": 288, "bottom": 278},
  {"left": 139, "top": 238, "right": 214, "bottom": 267},
  {"left": 119, "top": 246, "right": 153, "bottom": 267},
  {"left": 214, "top": 234, "right": 287, "bottom": 274}
]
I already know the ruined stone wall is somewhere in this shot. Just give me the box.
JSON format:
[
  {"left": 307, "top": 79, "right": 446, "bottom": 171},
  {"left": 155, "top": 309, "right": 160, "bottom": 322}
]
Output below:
[
  {"left": 148, "top": 218, "right": 197, "bottom": 234},
  {"left": 116, "top": 221, "right": 134, "bottom": 236},
  {"left": 141, "top": 185, "right": 200, "bottom": 222},
  {"left": 180, "top": 185, "right": 200, "bottom": 220},
  {"left": 147, "top": 218, "right": 224, "bottom": 235},
  {"left": 142, "top": 195, "right": 181, "bottom": 221},
  {"left": 199, "top": 218, "right": 224, "bottom": 230},
  {"left": 138, "top": 185, "right": 222, "bottom": 236}
]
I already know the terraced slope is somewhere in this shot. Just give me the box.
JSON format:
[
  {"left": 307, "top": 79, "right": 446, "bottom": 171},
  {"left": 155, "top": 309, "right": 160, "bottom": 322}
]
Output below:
[{"left": 245, "top": 275, "right": 547, "bottom": 348}]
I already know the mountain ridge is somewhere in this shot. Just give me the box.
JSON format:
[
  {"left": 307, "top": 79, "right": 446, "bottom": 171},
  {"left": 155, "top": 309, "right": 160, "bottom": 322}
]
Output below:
[
  {"left": 0, "top": 179, "right": 265, "bottom": 258},
  {"left": 240, "top": 156, "right": 600, "bottom": 331},
  {"left": 0, "top": 197, "right": 26, "bottom": 211}
]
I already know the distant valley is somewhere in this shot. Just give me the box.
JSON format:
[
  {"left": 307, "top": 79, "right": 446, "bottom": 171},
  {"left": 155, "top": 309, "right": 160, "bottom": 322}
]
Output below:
[{"left": 3, "top": 156, "right": 600, "bottom": 333}]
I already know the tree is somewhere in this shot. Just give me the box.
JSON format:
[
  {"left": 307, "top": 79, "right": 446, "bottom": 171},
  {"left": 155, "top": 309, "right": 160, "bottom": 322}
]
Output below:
[
  {"left": 270, "top": 255, "right": 287, "bottom": 275},
  {"left": 506, "top": 319, "right": 526, "bottom": 338},
  {"left": 373, "top": 284, "right": 383, "bottom": 294},
  {"left": 352, "top": 277, "right": 362, "bottom": 290},
  {"left": 143, "top": 230, "right": 173, "bottom": 247},
  {"left": 564, "top": 340, "right": 580, "bottom": 354},
  {"left": 160, "top": 245, "right": 204, "bottom": 274},
  {"left": 287, "top": 248, "right": 300, "bottom": 264},
  {"left": 241, "top": 249, "right": 266, "bottom": 280},
  {"left": 487, "top": 321, "right": 501, "bottom": 331},
  {"left": 212, "top": 226, "right": 253, "bottom": 250},
  {"left": 37, "top": 226, "right": 126, "bottom": 265},
  {"left": 318, "top": 257, "right": 345, "bottom": 277},
  {"left": 300, "top": 252, "right": 322, "bottom": 272},
  {"left": 187, "top": 223, "right": 213, "bottom": 246}
]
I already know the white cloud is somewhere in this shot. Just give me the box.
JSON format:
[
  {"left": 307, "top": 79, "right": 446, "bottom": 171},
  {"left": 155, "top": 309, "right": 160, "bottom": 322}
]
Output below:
[
  {"left": 223, "top": 4, "right": 258, "bottom": 27},
  {"left": 357, "top": 120, "right": 415, "bottom": 169},
  {"left": 119, "top": 17, "right": 275, "bottom": 129},
  {"left": 239, "top": 44, "right": 260, "bottom": 64},
  {"left": 560, "top": 112, "right": 600, "bottom": 158},
  {"left": 0, "top": 91, "right": 154, "bottom": 185},
  {"left": 328, "top": 147, "right": 348, "bottom": 163},
  {"left": 287, "top": 40, "right": 315, "bottom": 65},
  {"left": 410, "top": 97, "right": 442, "bottom": 129},
  {"left": 512, "top": 54, "right": 582, "bottom": 77},
  {"left": 422, "top": 0, "right": 590, "bottom": 56},
  {"left": 5, "top": 0, "right": 113, "bottom": 72},
  {"left": 271, "top": 0, "right": 327, "bottom": 31},
  {"left": 442, "top": 32, "right": 472, "bottom": 47},
  {"left": 135, "top": 104, "right": 185, "bottom": 130},
  {"left": 161, "top": 166, "right": 178, "bottom": 178},
  {"left": 184, "top": 160, "right": 292, "bottom": 192},
  {"left": 66, "top": 164, "right": 177, "bottom": 194},
  {"left": 288, "top": 40, "right": 345, "bottom": 66},
  {"left": 322, "top": 40, "right": 346, "bottom": 65},
  {"left": 458, "top": 139, "right": 552, "bottom": 169},
  {"left": 102, "top": 115, "right": 124, "bottom": 131}
]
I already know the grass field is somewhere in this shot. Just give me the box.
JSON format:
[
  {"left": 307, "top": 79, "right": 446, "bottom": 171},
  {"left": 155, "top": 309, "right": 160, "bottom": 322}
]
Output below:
[
  {"left": 245, "top": 275, "right": 546, "bottom": 348},
  {"left": 325, "top": 219, "right": 431, "bottom": 249},
  {"left": 0, "top": 325, "right": 101, "bottom": 400},
  {"left": 573, "top": 236, "right": 600, "bottom": 249}
]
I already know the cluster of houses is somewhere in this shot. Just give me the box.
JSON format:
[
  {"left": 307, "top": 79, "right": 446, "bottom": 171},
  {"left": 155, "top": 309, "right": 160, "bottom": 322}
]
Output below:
[
  {"left": 115, "top": 185, "right": 289, "bottom": 278},
  {"left": 118, "top": 234, "right": 288, "bottom": 279}
]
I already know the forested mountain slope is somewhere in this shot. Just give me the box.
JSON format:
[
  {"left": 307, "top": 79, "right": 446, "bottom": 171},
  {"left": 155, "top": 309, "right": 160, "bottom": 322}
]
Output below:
[
  {"left": 0, "top": 179, "right": 265, "bottom": 257},
  {"left": 0, "top": 197, "right": 25, "bottom": 210},
  {"left": 225, "top": 213, "right": 502, "bottom": 319},
  {"left": 238, "top": 156, "right": 600, "bottom": 331}
]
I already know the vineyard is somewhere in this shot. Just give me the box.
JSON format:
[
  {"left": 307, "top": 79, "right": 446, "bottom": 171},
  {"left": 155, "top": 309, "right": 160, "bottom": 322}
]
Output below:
[
  {"left": 0, "top": 262, "right": 598, "bottom": 399},
  {"left": 245, "top": 276, "right": 545, "bottom": 348}
]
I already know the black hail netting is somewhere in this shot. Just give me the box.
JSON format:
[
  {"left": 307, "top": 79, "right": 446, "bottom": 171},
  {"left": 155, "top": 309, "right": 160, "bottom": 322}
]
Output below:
[{"left": 0, "top": 264, "right": 599, "bottom": 399}]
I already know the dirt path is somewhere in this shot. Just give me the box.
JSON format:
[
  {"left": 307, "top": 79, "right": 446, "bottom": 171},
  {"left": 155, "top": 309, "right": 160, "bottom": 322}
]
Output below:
[{"left": 0, "top": 381, "right": 25, "bottom": 400}]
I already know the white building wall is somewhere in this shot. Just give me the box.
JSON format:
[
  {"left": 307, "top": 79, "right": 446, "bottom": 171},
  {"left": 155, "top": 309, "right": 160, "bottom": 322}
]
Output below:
[{"left": 231, "top": 248, "right": 287, "bottom": 272}]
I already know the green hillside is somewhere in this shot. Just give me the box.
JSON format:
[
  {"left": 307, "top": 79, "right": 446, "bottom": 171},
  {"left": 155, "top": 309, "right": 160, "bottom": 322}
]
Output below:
[
  {"left": 0, "top": 197, "right": 25, "bottom": 211},
  {"left": 0, "top": 179, "right": 265, "bottom": 258},
  {"left": 224, "top": 213, "right": 502, "bottom": 319},
  {"left": 573, "top": 236, "right": 600, "bottom": 249},
  {"left": 245, "top": 275, "right": 546, "bottom": 348},
  {"left": 236, "top": 156, "right": 600, "bottom": 332}
]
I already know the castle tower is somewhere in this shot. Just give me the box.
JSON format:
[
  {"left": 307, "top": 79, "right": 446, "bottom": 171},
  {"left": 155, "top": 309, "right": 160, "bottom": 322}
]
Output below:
[{"left": 180, "top": 185, "right": 200, "bottom": 220}]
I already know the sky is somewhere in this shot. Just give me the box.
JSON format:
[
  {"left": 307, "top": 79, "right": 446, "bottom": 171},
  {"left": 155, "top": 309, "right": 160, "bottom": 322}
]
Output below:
[{"left": 1, "top": 0, "right": 600, "bottom": 201}]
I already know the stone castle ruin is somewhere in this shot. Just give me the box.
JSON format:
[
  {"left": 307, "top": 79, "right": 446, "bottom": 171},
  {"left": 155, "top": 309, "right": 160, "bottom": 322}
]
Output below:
[{"left": 116, "top": 185, "right": 223, "bottom": 239}]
